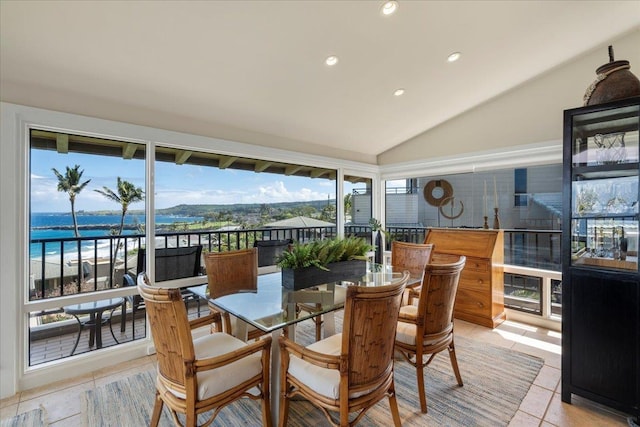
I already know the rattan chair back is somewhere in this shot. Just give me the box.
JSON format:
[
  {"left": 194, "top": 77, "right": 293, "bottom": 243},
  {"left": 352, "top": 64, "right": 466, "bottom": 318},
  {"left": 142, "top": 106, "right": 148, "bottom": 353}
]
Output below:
[
  {"left": 137, "top": 272, "right": 272, "bottom": 427},
  {"left": 391, "top": 241, "right": 434, "bottom": 281},
  {"left": 391, "top": 241, "right": 434, "bottom": 305},
  {"left": 278, "top": 271, "right": 409, "bottom": 427},
  {"left": 418, "top": 256, "right": 466, "bottom": 337},
  {"left": 203, "top": 248, "right": 264, "bottom": 340},
  {"left": 137, "top": 273, "right": 195, "bottom": 392},
  {"left": 342, "top": 275, "right": 407, "bottom": 391},
  {"left": 395, "top": 255, "right": 466, "bottom": 414},
  {"left": 204, "top": 248, "right": 258, "bottom": 298}
]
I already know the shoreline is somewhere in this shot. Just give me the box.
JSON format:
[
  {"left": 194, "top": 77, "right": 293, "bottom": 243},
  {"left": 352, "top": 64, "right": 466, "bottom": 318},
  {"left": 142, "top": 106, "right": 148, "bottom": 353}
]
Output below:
[{"left": 31, "top": 224, "right": 141, "bottom": 231}]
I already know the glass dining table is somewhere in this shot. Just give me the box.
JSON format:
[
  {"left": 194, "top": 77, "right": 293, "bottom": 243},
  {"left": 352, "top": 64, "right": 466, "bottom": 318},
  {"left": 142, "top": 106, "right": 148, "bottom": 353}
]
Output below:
[{"left": 189, "top": 264, "right": 414, "bottom": 424}]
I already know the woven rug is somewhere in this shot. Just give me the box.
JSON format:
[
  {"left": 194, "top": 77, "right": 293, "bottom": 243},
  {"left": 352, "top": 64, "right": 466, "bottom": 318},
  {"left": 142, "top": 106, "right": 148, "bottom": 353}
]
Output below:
[
  {"left": 0, "top": 407, "right": 46, "bottom": 427},
  {"left": 83, "top": 319, "right": 543, "bottom": 426}
]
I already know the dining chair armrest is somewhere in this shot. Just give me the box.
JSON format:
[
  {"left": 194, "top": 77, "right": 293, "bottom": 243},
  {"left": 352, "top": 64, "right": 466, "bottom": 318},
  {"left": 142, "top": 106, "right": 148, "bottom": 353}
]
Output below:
[
  {"left": 278, "top": 335, "right": 340, "bottom": 370},
  {"left": 189, "top": 312, "right": 222, "bottom": 331},
  {"left": 194, "top": 334, "right": 272, "bottom": 373}
]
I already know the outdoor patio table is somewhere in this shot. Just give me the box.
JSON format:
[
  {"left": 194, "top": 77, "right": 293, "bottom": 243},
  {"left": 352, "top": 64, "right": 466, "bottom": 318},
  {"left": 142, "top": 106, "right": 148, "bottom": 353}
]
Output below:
[
  {"left": 63, "top": 297, "right": 125, "bottom": 356},
  {"left": 189, "top": 264, "right": 414, "bottom": 425}
]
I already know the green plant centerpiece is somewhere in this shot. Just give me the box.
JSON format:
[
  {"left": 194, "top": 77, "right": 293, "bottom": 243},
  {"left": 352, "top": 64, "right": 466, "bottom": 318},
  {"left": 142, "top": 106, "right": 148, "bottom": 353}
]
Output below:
[{"left": 277, "top": 237, "right": 374, "bottom": 290}]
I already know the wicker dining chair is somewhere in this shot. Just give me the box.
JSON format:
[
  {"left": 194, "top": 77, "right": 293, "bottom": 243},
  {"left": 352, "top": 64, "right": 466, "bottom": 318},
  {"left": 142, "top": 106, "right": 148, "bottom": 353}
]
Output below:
[
  {"left": 390, "top": 241, "right": 434, "bottom": 305},
  {"left": 278, "top": 271, "right": 410, "bottom": 427},
  {"left": 395, "top": 255, "right": 466, "bottom": 413},
  {"left": 203, "top": 248, "right": 265, "bottom": 341},
  {"left": 137, "top": 273, "right": 272, "bottom": 427}
]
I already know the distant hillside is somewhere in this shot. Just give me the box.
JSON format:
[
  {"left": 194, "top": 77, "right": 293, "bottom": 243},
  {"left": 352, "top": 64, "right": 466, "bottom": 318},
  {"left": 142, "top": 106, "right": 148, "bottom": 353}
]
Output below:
[{"left": 129, "top": 199, "right": 335, "bottom": 217}]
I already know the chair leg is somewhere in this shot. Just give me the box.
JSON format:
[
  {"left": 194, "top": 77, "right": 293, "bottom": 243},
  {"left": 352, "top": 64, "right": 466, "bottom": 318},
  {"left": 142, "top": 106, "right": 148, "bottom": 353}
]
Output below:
[
  {"left": 314, "top": 315, "right": 322, "bottom": 341},
  {"left": 132, "top": 305, "right": 137, "bottom": 339},
  {"left": 388, "top": 383, "right": 402, "bottom": 427},
  {"left": 120, "top": 300, "right": 126, "bottom": 333},
  {"left": 69, "top": 314, "right": 83, "bottom": 356},
  {"left": 416, "top": 361, "right": 428, "bottom": 413},
  {"left": 186, "top": 411, "right": 196, "bottom": 427},
  {"left": 278, "top": 387, "right": 289, "bottom": 427},
  {"left": 107, "top": 308, "right": 120, "bottom": 344},
  {"left": 150, "top": 392, "right": 163, "bottom": 427},
  {"left": 448, "top": 342, "right": 464, "bottom": 386}
]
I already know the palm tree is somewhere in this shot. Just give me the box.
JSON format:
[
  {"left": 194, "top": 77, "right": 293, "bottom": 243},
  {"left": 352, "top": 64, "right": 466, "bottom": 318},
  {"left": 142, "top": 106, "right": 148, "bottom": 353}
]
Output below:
[
  {"left": 52, "top": 165, "right": 91, "bottom": 237},
  {"left": 94, "top": 177, "right": 144, "bottom": 263},
  {"left": 344, "top": 193, "right": 353, "bottom": 222}
]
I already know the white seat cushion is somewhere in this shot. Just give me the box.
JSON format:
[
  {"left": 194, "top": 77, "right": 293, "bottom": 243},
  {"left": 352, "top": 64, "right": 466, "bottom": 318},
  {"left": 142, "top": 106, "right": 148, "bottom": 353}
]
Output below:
[
  {"left": 288, "top": 333, "right": 342, "bottom": 399},
  {"left": 396, "top": 305, "right": 418, "bottom": 346},
  {"left": 167, "top": 332, "right": 263, "bottom": 401}
]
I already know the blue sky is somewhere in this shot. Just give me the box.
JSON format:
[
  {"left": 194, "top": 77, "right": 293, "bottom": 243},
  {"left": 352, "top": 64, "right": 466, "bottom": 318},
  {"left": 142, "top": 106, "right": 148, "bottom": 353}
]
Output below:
[{"left": 30, "top": 149, "right": 361, "bottom": 213}]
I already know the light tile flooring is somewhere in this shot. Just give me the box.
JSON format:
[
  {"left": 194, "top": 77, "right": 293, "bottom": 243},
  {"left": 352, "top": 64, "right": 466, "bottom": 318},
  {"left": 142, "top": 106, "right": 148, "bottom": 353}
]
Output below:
[{"left": 1, "top": 318, "right": 633, "bottom": 426}]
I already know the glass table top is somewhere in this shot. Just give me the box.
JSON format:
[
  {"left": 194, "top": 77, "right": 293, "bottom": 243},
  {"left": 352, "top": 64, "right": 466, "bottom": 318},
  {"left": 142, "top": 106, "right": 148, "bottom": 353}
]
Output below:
[{"left": 189, "top": 266, "right": 410, "bottom": 333}]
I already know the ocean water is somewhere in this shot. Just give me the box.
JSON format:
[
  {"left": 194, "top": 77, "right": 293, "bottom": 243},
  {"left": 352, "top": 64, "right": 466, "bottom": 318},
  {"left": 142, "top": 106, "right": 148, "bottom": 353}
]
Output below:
[{"left": 30, "top": 212, "right": 202, "bottom": 259}]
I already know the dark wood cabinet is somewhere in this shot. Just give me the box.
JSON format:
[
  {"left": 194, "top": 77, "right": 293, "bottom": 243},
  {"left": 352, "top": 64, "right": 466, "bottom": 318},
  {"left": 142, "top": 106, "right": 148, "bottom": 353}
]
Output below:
[{"left": 561, "top": 96, "right": 640, "bottom": 421}]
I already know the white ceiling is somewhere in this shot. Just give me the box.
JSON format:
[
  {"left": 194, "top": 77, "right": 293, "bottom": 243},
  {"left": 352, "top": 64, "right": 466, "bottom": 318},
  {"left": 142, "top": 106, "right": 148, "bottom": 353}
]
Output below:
[{"left": 1, "top": 1, "right": 639, "bottom": 158}]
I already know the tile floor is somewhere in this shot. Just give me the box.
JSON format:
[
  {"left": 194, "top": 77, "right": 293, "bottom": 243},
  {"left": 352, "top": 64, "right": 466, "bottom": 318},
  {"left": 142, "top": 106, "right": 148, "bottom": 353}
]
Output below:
[{"left": 1, "top": 318, "right": 633, "bottom": 426}]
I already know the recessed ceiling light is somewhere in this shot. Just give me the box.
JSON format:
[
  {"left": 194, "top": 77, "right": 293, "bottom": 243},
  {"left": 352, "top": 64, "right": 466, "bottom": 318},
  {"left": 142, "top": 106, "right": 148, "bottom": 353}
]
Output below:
[
  {"left": 325, "top": 55, "right": 338, "bottom": 66},
  {"left": 381, "top": 1, "right": 398, "bottom": 16},
  {"left": 447, "top": 52, "right": 462, "bottom": 62},
  {"left": 393, "top": 88, "right": 405, "bottom": 96}
]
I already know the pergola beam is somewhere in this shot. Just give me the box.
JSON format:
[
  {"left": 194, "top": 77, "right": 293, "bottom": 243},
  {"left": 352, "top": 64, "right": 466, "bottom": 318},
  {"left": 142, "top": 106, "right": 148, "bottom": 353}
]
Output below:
[
  {"left": 310, "top": 169, "right": 328, "bottom": 178},
  {"left": 55, "top": 133, "right": 68, "bottom": 154},
  {"left": 175, "top": 150, "right": 193, "bottom": 165},
  {"left": 218, "top": 155, "right": 238, "bottom": 169},
  {"left": 285, "top": 165, "right": 304, "bottom": 176},
  {"left": 254, "top": 161, "right": 271, "bottom": 173},
  {"left": 122, "top": 143, "right": 137, "bottom": 159}
]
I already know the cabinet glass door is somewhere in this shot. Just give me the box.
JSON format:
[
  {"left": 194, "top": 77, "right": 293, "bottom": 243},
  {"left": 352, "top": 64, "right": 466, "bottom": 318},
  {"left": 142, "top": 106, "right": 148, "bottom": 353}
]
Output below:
[{"left": 570, "top": 103, "right": 639, "bottom": 272}]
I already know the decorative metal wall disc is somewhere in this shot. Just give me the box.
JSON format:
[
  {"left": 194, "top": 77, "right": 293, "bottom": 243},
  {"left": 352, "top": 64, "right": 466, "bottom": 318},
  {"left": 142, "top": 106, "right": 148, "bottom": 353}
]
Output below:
[
  {"left": 438, "top": 196, "right": 464, "bottom": 220},
  {"left": 423, "top": 179, "right": 453, "bottom": 207}
]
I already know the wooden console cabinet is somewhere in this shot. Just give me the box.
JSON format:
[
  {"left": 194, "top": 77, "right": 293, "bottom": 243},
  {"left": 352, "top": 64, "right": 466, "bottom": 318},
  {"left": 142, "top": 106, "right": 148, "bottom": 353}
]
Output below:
[{"left": 424, "top": 227, "right": 505, "bottom": 328}]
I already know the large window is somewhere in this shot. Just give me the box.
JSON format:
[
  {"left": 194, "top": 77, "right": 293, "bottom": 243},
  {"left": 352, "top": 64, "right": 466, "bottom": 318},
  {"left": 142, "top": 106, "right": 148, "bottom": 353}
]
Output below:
[
  {"left": 28, "top": 130, "right": 147, "bottom": 364},
  {"left": 384, "top": 164, "right": 563, "bottom": 321},
  {"left": 27, "top": 132, "right": 344, "bottom": 365}
]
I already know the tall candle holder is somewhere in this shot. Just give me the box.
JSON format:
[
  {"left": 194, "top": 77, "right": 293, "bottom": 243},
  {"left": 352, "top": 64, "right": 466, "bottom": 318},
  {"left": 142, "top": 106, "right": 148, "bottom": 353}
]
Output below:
[
  {"left": 483, "top": 216, "right": 489, "bottom": 229},
  {"left": 493, "top": 207, "right": 501, "bottom": 229}
]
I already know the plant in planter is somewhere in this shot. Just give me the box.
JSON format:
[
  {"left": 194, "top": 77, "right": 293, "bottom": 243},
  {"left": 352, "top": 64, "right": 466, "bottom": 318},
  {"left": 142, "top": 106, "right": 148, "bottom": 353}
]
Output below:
[{"left": 276, "top": 237, "right": 374, "bottom": 290}]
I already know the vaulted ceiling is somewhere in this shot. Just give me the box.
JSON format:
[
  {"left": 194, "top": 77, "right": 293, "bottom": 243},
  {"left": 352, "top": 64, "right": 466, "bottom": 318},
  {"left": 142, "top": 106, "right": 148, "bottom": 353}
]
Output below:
[{"left": 2, "top": 1, "right": 639, "bottom": 161}]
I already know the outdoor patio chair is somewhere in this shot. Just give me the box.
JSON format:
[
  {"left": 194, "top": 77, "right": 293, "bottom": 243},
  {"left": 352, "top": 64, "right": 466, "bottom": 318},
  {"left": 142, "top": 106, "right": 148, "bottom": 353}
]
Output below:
[
  {"left": 122, "top": 273, "right": 145, "bottom": 339},
  {"left": 395, "top": 255, "right": 466, "bottom": 413},
  {"left": 278, "top": 271, "right": 410, "bottom": 427},
  {"left": 137, "top": 272, "right": 272, "bottom": 427},
  {"left": 391, "top": 240, "right": 434, "bottom": 306},
  {"left": 253, "top": 239, "right": 293, "bottom": 267},
  {"left": 137, "top": 245, "right": 204, "bottom": 314}
]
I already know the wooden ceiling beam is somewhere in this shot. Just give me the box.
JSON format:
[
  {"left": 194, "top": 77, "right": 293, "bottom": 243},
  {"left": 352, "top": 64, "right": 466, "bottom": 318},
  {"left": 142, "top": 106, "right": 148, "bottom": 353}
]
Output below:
[
  {"left": 175, "top": 150, "right": 192, "bottom": 165},
  {"left": 285, "top": 165, "right": 304, "bottom": 176},
  {"left": 122, "top": 143, "right": 137, "bottom": 159},
  {"left": 55, "top": 133, "right": 68, "bottom": 154},
  {"left": 254, "top": 161, "right": 271, "bottom": 173},
  {"left": 218, "top": 155, "right": 238, "bottom": 169},
  {"left": 310, "top": 169, "right": 328, "bottom": 178}
]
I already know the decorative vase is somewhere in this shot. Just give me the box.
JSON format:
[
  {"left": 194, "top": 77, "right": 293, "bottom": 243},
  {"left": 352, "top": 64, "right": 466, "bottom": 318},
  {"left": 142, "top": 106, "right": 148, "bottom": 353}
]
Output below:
[
  {"left": 281, "top": 260, "right": 367, "bottom": 290},
  {"left": 584, "top": 45, "right": 640, "bottom": 106},
  {"left": 374, "top": 230, "right": 383, "bottom": 265}
]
